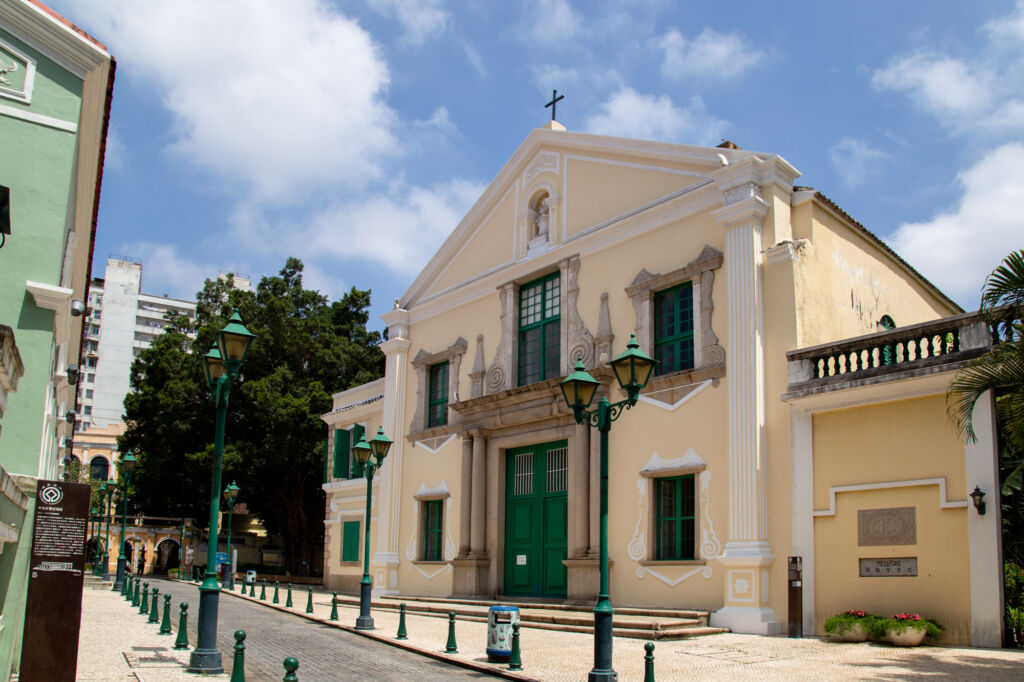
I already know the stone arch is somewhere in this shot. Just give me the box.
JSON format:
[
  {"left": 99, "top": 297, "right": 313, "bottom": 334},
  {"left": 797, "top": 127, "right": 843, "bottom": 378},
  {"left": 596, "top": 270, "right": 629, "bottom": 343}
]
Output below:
[
  {"left": 88, "top": 455, "right": 109, "bottom": 481},
  {"left": 155, "top": 537, "right": 181, "bottom": 573}
]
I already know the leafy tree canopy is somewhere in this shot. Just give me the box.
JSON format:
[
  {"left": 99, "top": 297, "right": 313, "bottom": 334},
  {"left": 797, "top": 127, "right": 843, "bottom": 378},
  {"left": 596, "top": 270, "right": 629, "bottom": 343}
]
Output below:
[{"left": 119, "top": 258, "right": 384, "bottom": 574}]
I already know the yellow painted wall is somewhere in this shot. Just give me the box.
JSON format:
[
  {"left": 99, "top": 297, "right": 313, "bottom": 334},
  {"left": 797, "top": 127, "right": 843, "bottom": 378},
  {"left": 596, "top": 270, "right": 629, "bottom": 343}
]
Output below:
[
  {"left": 811, "top": 395, "right": 971, "bottom": 643},
  {"left": 792, "top": 200, "right": 958, "bottom": 348}
]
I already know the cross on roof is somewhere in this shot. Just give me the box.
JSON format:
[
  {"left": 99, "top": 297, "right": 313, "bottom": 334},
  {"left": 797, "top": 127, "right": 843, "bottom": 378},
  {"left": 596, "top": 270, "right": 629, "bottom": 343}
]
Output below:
[{"left": 545, "top": 89, "right": 564, "bottom": 121}]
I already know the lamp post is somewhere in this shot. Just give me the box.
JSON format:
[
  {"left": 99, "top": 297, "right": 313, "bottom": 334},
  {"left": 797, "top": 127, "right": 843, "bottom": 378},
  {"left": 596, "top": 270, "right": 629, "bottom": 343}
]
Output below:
[
  {"left": 178, "top": 516, "right": 186, "bottom": 580},
  {"left": 353, "top": 427, "right": 393, "bottom": 630},
  {"left": 188, "top": 310, "right": 255, "bottom": 674},
  {"left": 89, "top": 507, "right": 100, "bottom": 575},
  {"left": 101, "top": 479, "right": 116, "bottom": 580},
  {"left": 223, "top": 481, "right": 240, "bottom": 590},
  {"left": 113, "top": 452, "right": 137, "bottom": 591},
  {"left": 559, "top": 334, "right": 655, "bottom": 682}
]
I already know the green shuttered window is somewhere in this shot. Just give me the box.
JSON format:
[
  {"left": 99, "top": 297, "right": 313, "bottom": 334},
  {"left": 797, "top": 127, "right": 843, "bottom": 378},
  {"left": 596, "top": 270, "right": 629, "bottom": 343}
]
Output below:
[
  {"left": 653, "top": 281, "right": 694, "bottom": 375},
  {"left": 332, "top": 424, "right": 367, "bottom": 480},
  {"left": 341, "top": 520, "right": 360, "bottom": 562},
  {"left": 518, "top": 273, "right": 560, "bottom": 386},
  {"left": 655, "top": 475, "right": 696, "bottom": 560},
  {"left": 427, "top": 362, "right": 449, "bottom": 427},
  {"left": 423, "top": 500, "right": 443, "bottom": 561}
]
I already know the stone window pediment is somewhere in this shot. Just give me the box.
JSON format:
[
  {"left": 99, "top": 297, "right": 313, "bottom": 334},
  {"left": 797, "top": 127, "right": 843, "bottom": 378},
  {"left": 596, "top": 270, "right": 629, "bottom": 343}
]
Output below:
[
  {"left": 626, "top": 245, "right": 725, "bottom": 405},
  {"left": 409, "top": 338, "right": 467, "bottom": 441}
]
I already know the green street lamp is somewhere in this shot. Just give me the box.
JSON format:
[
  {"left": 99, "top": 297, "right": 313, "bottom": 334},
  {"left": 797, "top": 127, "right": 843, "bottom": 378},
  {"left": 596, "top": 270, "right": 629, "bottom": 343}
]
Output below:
[
  {"left": 89, "top": 506, "right": 100, "bottom": 575},
  {"left": 189, "top": 309, "right": 255, "bottom": 675},
  {"left": 101, "top": 478, "right": 116, "bottom": 580},
  {"left": 353, "top": 426, "right": 393, "bottom": 630},
  {"left": 223, "top": 481, "right": 240, "bottom": 590},
  {"left": 113, "top": 451, "right": 137, "bottom": 591},
  {"left": 559, "top": 334, "right": 655, "bottom": 682}
]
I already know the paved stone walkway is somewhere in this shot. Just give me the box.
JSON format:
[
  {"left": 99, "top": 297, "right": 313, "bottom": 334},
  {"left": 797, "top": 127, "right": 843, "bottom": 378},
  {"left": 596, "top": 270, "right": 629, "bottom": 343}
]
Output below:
[{"left": 80, "top": 574, "right": 1024, "bottom": 680}]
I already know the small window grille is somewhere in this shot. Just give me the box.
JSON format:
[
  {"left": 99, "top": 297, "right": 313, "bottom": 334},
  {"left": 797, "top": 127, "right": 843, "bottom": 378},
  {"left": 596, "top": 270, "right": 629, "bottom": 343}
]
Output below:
[
  {"left": 514, "top": 452, "right": 533, "bottom": 496},
  {"left": 546, "top": 447, "right": 568, "bottom": 492}
]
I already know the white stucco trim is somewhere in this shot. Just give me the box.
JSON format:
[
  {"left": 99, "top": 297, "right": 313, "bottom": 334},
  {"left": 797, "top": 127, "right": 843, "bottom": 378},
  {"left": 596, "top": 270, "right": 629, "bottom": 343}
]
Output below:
[
  {"left": 789, "top": 407, "right": 815, "bottom": 634},
  {"left": 637, "top": 379, "right": 711, "bottom": 411},
  {"left": 812, "top": 477, "right": 967, "bottom": 517},
  {"left": 26, "top": 280, "right": 73, "bottom": 310},
  {"left": 413, "top": 434, "right": 456, "bottom": 454},
  {"left": 0, "top": 102, "right": 75, "bottom": 132},
  {"left": 965, "top": 391, "right": 1003, "bottom": 647}
]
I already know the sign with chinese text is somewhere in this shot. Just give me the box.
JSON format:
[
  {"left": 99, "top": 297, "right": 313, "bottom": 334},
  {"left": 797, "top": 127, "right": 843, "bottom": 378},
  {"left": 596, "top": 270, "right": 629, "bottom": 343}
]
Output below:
[{"left": 859, "top": 557, "right": 918, "bottom": 577}]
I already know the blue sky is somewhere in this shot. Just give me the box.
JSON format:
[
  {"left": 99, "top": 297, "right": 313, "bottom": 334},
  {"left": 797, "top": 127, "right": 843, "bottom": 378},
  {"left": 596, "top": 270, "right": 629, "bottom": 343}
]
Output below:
[{"left": 54, "top": 0, "right": 1024, "bottom": 329}]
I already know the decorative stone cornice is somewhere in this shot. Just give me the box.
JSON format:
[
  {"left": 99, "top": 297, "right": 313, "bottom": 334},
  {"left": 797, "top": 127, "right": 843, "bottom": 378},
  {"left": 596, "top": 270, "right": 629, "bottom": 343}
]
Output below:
[{"left": 25, "top": 280, "right": 73, "bottom": 310}]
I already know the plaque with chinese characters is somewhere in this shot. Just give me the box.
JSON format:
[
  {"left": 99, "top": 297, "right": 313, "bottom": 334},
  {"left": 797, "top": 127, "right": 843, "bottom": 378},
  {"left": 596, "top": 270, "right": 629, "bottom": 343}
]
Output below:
[
  {"left": 859, "top": 557, "right": 918, "bottom": 577},
  {"left": 857, "top": 506, "right": 916, "bottom": 546}
]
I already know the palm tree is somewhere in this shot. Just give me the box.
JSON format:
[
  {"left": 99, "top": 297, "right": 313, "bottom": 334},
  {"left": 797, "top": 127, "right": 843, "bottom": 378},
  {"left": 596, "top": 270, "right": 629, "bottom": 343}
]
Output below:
[{"left": 947, "top": 250, "right": 1024, "bottom": 453}]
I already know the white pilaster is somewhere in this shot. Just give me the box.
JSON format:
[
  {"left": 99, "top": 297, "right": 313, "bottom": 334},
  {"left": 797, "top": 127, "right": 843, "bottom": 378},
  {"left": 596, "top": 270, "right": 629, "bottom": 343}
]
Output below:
[
  {"left": 374, "top": 307, "right": 411, "bottom": 593},
  {"left": 790, "top": 407, "right": 815, "bottom": 634},
  {"left": 966, "top": 391, "right": 1003, "bottom": 647}
]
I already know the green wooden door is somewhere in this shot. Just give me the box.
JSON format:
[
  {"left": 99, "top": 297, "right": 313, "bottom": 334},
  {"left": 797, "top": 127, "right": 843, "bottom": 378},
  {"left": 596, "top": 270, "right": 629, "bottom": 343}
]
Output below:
[{"left": 504, "top": 441, "right": 568, "bottom": 597}]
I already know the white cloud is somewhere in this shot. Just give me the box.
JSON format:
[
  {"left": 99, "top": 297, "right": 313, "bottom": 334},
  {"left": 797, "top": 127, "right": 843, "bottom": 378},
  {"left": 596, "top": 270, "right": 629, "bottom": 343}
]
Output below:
[
  {"left": 583, "top": 87, "right": 727, "bottom": 145},
  {"left": 873, "top": 3, "right": 1024, "bottom": 136},
  {"left": 58, "top": 0, "right": 396, "bottom": 204},
  {"left": 658, "top": 27, "right": 763, "bottom": 80},
  {"left": 828, "top": 137, "right": 890, "bottom": 188},
  {"left": 286, "top": 179, "right": 486, "bottom": 277},
  {"left": 887, "top": 143, "right": 1024, "bottom": 308},
  {"left": 463, "top": 42, "right": 487, "bottom": 78},
  {"left": 522, "top": 0, "right": 581, "bottom": 45},
  {"left": 872, "top": 54, "right": 992, "bottom": 121},
  {"left": 367, "top": 0, "right": 449, "bottom": 46}
]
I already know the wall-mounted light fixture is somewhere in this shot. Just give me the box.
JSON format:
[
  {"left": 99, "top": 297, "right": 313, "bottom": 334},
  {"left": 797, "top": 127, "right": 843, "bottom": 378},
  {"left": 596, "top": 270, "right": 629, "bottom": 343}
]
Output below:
[
  {"left": 70, "top": 299, "right": 85, "bottom": 317},
  {"left": 67, "top": 364, "right": 80, "bottom": 385},
  {"left": 65, "top": 409, "right": 77, "bottom": 424},
  {"left": 63, "top": 436, "right": 74, "bottom": 449},
  {"left": 970, "top": 486, "right": 986, "bottom": 515}
]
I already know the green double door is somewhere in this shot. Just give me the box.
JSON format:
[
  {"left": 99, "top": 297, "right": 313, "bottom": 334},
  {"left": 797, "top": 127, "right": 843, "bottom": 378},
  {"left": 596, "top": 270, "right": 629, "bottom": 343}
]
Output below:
[{"left": 504, "top": 441, "right": 568, "bottom": 598}]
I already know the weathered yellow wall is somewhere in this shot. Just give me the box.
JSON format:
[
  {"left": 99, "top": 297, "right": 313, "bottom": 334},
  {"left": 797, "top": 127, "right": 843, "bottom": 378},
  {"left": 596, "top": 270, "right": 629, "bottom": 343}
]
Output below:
[
  {"left": 811, "top": 395, "right": 970, "bottom": 643},
  {"left": 792, "top": 200, "right": 958, "bottom": 348}
]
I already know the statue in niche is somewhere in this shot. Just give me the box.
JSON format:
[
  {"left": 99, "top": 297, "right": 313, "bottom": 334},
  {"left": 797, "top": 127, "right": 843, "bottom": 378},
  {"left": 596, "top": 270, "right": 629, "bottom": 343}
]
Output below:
[{"left": 531, "top": 193, "right": 550, "bottom": 240}]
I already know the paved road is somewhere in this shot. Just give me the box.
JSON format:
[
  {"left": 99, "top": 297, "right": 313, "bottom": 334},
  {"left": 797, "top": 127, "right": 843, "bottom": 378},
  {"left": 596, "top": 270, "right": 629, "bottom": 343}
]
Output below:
[{"left": 146, "top": 577, "right": 496, "bottom": 681}]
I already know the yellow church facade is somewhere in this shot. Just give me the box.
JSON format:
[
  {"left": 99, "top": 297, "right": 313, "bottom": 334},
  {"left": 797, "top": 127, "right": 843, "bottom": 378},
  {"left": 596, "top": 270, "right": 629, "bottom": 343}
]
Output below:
[{"left": 321, "top": 124, "right": 1001, "bottom": 646}]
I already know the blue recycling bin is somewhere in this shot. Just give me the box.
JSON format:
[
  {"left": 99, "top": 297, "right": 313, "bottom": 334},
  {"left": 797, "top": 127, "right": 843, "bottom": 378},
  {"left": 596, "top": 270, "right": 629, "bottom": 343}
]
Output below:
[{"left": 486, "top": 605, "right": 520, "bottom": 662}]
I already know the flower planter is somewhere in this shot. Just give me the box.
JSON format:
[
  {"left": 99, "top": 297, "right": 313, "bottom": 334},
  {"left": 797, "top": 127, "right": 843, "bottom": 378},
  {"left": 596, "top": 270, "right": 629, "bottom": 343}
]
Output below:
[
  {"left": 839, "top": 622, "right": 869, "bottom": 642},
  {"left": 885, "top": 627, "right": 926, "bottom": 647}
]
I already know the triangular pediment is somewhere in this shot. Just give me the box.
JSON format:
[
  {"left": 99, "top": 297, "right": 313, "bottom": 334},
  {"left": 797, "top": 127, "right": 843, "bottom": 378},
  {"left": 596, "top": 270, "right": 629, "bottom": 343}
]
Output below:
[{"left": 399, "top": 128, "right": 765, "bottom": 310}]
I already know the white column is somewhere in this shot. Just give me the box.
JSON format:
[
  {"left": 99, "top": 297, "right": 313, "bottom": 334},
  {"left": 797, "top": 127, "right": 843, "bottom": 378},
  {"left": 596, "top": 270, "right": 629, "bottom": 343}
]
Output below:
[
  {"left": 966, "top": 391, "right": 1003, "bottom": 647},
  {"left": 470, "top": 430, "right": 487, "bottom": 556},
  {"left": 790, "top": 407, "right": 815, "bottom": 635}
]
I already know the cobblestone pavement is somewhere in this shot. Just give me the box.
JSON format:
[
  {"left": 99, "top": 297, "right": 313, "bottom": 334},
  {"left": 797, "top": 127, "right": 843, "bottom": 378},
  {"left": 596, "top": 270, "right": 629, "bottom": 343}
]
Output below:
[{"left": 150, "top": 577, "right": 495, "bottom": 681}]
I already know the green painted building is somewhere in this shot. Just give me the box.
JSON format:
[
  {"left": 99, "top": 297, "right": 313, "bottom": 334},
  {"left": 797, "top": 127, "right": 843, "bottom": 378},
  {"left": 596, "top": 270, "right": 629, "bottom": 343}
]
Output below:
[{"left": 0, "top": 1, "right": 113, "bottom": 676}]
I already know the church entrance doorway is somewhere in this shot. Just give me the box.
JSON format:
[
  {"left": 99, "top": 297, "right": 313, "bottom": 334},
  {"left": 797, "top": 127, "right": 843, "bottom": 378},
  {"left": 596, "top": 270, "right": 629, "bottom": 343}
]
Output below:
[{"left": 504, "top": 440, "right": 568, "bottom": 598}]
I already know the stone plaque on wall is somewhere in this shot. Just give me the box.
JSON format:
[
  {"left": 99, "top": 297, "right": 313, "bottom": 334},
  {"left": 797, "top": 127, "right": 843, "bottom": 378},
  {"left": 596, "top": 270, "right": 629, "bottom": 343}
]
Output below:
[
  {"left": 859, "top": 557, "right": 918, "bottom": 577},
  {"left": 857, "top": 506, "right": 916, "bottom": 546}
]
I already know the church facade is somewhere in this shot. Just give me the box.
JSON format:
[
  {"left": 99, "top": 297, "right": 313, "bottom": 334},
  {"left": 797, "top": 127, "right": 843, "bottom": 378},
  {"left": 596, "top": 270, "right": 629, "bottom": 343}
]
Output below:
[{"left": 321, "top": 123, "right": 1001, "bottom": 646}]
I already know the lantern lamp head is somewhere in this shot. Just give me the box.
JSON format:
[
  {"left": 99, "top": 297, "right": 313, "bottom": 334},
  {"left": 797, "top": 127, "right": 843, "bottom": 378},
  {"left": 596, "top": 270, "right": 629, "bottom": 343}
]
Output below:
[
  {"left": 216, "top": 309, "right": 256, "bottom": 367},
  {"left": 369, "top": 426, "right": 393, "bottom": 464},
  {"left": 970, "top": 486, "right": 986, "bottom": 515},
  {"left": 202, "top": 346, "right": 227, "bottom": 387},
  {"left": 560, "top": 358, "right": 601, "bottom": 424},
  {"left": 121, "top": 451, "right": 137, "bottom": 474},
  {"left": 352, "top": 434, "right": 372, "bottom": 465},
  {"left": 609, "top": 334, "right": 656, "bottom": 404},
  {"left": 224, "top": 480, "right": 240, "bottom": 504}
]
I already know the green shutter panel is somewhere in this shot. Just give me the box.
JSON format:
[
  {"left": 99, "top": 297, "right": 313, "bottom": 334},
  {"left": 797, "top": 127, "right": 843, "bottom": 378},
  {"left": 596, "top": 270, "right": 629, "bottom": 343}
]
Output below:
[
  {"left": 341, "top": 520, "right": 360, "bottom": 562},
  {"left": 323, "top": 437, "right": 329, "bottom": 483},
  {"left": 333, "top": 429, "right": 349, "bottom": 479}
]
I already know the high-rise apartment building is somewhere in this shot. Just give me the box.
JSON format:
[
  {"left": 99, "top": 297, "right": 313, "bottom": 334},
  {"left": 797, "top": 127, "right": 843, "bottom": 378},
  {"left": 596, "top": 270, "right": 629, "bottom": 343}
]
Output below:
[{"left": 78, "top": 257, "right": 197, "bottom": 429}]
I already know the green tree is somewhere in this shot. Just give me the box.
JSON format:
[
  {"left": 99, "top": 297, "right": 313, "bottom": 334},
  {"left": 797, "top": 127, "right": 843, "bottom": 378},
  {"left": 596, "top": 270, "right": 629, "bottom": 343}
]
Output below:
[
  {"left": 120, "top": 258, "right": 384, "bottom": 574},
  {"left": 948, "top": 250, "right": 1024, "bottom": 452}
]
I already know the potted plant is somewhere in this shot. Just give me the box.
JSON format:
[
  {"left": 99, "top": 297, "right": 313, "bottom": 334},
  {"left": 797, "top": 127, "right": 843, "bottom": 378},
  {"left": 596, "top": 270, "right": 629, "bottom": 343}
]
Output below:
[
  {"left": 871, "top": 612, "right": 944, "bottom": 646},
  {"left": 824, "top": 610, "right": 876, "bottom": 642},
  {"left": 168, "top": 568, "right": 179, "bottom": 579}
]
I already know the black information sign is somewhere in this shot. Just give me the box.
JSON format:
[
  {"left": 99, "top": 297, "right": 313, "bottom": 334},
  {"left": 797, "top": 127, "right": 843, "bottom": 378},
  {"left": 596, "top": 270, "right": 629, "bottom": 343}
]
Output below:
[
  {"left": 19, "top": 479, "right": 90, "bottom": 682},
  {"left": 787, "top": 556, "right": 803, "bottom": 638}
]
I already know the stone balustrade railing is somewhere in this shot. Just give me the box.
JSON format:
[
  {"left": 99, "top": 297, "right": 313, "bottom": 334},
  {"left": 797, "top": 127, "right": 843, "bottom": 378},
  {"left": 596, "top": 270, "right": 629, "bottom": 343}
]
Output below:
[{"left": 786, "top": 311, "right": 992, "bottom": 392}]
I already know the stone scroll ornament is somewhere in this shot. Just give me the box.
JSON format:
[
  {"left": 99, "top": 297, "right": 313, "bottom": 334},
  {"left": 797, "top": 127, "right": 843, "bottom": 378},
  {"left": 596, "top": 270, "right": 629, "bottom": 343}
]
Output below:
[{"left": 565, "top": 256, "right": 595, "bottom": 369}]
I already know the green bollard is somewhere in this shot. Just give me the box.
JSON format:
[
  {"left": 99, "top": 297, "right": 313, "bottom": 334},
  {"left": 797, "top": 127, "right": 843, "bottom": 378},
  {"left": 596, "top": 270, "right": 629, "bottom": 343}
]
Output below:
[
  {"left": 148, "top": 587, "right": 160, "bottom": 624},
  {"left": 644, "top": 641, "right": 655, "bottom": 682},
  {"left": 229, "top": 630, "right": 246, "bottom": 682},
  {"left": 445, "top": 611, "right": 458, "bottom": 653},
  {"left": 160, "top": 594, "right": 173, "bottom": 634},
  {"left": 132, "top": 578, "right": 141, "bottom": 607},
  {"left": 508, "top": 622, "right": 523, "bottom": 671},
  {"left": 140, "top": 582, "right": 150, "bottom": 615},
  {"left": 260, "top": 579, "right": 267, "bottom": 601},
  {"left": 286, "top": 582, "right": 293, "bottom": 608},
  {"left": 282, "top": 656, "right": 299, "bottom": 682},
  {"left": 396, "top": 603, "right": 408, "bottom": 640},
  {"left": 273, "top": 581, "right": 280, "bottom": 604},
  {"left": 249, "top": 579, "right": 255, "bottom": 598},
  {"left": 329, "top": 593, "right": 338, "bottom": 621},
  {"left": 305, "top": 586, "right": 313, "bottom": 614},
  {"left": 174, "top": 603, "right": 190, "bottom": 650},
  {"left": 123, "top": 575, "right": 131, "bottom": 600}
]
